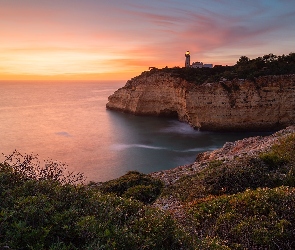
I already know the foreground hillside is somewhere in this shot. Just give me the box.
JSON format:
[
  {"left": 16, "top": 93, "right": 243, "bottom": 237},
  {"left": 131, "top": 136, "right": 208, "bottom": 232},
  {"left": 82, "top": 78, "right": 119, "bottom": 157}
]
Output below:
[
  {"left": 1, "top": 126, "right": 295, "bottom": 249},
  {"left": 152, "top": 126, "right": 295, "bottom": 249}
]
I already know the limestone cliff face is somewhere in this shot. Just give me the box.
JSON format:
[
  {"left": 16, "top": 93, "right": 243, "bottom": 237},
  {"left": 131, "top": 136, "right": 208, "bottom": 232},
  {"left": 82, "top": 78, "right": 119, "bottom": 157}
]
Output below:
[{"left": 106, "top": 71, "right": 295, "bottom": 131}]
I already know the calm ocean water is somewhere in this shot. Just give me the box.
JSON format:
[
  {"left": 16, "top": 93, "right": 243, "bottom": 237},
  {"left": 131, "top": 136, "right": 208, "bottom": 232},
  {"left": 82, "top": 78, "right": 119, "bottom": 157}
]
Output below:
[{"left": 0, "top": 81, "right": 271, "bottom": 182}]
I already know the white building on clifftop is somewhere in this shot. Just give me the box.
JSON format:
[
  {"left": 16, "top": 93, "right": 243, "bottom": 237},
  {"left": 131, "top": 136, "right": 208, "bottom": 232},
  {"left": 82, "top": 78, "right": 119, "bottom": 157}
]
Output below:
[{"left": 191, "top": 62, "right": 213, "bottom": 68}]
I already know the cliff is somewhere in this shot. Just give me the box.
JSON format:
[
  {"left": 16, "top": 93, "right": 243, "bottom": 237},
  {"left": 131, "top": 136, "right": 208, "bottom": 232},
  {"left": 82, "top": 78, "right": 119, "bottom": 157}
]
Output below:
[{"left": 106, "top": 71, "right": 295, "bottom": 131}]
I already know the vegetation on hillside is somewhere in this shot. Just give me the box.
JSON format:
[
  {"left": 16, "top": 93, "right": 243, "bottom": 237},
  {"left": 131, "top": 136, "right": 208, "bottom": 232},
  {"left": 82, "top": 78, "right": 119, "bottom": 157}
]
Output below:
[
  {"left": 144, "top": 52, "right": 295, "bottom": 84},
  {"left": 97, "top": 171, "right": 164, "bottom": 204},
  {"left": 0, "top": 152, "right": 191, "bottom": 249},
  {"left": 162, "top": 132, "right": 295, "bottom": 249},
  {"left": 1, "top": 132, "right": 295, "bottom": 249},
  {"left": 163, "top": 133, "right": 295, "bottom": 202},
  {"left": 189, "top": 186, "right": 295, "bottom": 249}
]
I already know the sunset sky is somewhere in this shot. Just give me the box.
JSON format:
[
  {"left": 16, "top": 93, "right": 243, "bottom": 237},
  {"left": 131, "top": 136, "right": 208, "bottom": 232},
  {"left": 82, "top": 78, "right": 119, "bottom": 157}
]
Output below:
[{"left": 1, "top": 0, "right": 295, "bottom": 80}]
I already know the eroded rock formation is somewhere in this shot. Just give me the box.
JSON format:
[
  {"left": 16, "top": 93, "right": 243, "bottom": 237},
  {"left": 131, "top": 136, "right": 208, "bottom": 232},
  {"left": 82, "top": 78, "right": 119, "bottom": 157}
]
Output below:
[{"left": 106, "top": 71, "right": 295, "bottom": 131}]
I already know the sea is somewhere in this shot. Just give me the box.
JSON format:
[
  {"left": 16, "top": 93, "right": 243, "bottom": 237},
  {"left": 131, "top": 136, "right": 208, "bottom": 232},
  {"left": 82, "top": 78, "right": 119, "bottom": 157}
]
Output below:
[{"left": 0, "top": 80, "right": 271, "bottom": 182}]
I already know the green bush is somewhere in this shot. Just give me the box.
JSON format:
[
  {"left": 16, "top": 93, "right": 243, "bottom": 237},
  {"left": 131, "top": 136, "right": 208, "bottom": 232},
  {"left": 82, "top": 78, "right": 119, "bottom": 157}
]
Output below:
[
  {"left": 0, "top": 154, "right": 190, "bottom": 250},
  {"left": 189, "top": 186, "right": 295, "bottom": 249},
  {"left": 259, "top": 151, "right": 287, "bottom": 169},
  {"left": 122, "top": 184, "right": 159, "bottom": 204},
  {"left": 98, "top": 171, "right": 164, "bottom": 204},
  {"left": 260, "top": 133, "right": 295, "bottom": 166}
]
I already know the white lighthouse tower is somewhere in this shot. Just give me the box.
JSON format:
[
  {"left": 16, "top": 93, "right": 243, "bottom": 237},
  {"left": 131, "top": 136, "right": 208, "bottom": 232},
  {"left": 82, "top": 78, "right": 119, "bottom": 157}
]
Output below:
[{"left": 185, "top": 51, "right": 190, "bottom": 68}]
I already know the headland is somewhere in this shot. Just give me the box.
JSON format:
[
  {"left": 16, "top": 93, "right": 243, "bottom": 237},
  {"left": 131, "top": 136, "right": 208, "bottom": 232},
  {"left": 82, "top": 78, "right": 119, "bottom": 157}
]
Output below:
[{"left": 107, "top": 70, "right": 295, "bottom": 131}]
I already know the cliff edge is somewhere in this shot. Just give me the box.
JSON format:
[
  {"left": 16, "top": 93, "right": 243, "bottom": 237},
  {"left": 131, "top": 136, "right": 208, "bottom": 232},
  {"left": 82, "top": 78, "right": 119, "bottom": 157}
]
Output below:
[{"left": 106, "top": 71, "right": 295, "bottom": 131}]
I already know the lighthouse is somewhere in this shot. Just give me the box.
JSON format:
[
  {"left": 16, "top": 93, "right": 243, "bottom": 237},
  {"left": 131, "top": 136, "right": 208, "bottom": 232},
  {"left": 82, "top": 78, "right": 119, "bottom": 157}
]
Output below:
[{"left": 185, "top": 51, "right": 190, "bottom": 68}]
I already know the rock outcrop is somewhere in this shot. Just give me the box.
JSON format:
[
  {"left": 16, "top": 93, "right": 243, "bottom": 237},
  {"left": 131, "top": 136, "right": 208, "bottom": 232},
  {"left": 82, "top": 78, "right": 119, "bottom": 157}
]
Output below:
[
  {"left": 151, "top": 125, "right": 295, "bottom": 185},
  {"left": 106, "top": 71, "right": 295, "bottom": 131}
]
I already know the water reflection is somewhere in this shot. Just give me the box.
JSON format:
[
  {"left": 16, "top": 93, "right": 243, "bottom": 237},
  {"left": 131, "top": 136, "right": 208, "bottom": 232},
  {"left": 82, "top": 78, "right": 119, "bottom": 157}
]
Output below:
[{"left": 0, "top": 81, "right": 273, "bottom": 182}]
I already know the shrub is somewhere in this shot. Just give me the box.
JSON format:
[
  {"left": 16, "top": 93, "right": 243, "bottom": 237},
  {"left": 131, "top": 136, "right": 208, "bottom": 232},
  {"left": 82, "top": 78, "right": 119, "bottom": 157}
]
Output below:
[
  {"left": 0, "top": 155, "right": 190, "bottom": 249},
  {"left": 189, "top": 186, "right": 295, "bottom": 249},
  {"left": 260, "top": 133, "right": 295, "bottom": 166},
  {"left": 259, "top": 151, "right": 287, "bottom": 169},
  {"left": 122, "top": 184, "right": 160, "bottom": 204},
  {"left": 1, "top": 150, "right": 85, "bottom": 185},
  {"left": 98, "top": 171, "right": 164, "bottom": 204}
]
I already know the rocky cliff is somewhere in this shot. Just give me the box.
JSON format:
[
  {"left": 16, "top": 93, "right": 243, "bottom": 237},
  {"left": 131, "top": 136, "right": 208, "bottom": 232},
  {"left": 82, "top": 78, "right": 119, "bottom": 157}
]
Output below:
[{"left": 106, "top": 71, "right": 295, "bottom": 131}]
